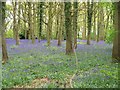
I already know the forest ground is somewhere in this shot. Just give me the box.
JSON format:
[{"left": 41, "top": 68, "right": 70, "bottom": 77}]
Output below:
[{"left": 1, "top": 39, "right": 118, "bottom": 88}]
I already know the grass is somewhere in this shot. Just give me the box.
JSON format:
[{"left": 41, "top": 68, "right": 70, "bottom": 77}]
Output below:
[{"left": 2, "top": 39, "right": 118, "bottom": 88}]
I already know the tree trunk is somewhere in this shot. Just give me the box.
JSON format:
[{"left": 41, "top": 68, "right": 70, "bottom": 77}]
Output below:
[
  {"left": 0, "top": 2, "right": 8, "bottom": 64},
  {"left": 58, "top": 3, "right": 64, "bottom": 46},
  {"left": 32, "top": 3, "right": 36, "bottom": 44},
  {"left": 28, "top": 2, "right": 31, "bottom": 40},
  {"left": 47, "top": 2, "right": 53, "bottom": 46},
  {"left": 23, "top": 3, "right": 27, "bottom": 39},
  {"left": 93, "top": 3, "right": 97, "bottom": 41},
  {"left": 64, "top": 2, "right": 74, "bottom": 55},
  {"left": 28, "top": 2, "right": 35, "bottom": 44},
  {"left": 99, "top": 7, "right": 105, "bottom": 41},
  {"left": 12, "top": 2, "right": 16, "bottom": 39},
  {"left": 97, "top": 3, "right": 100, "bottom": 42},
  {"left": 112, "top": 2, "right": 120, "bottom": 63},
  {"left": 13, "top": 2, "right": 20, "bottom": 45},
  {"left": 87, "top": 1, "right": 93, "bottom": 45},
  {"left": 73, "top": 2, "right": 78, "bottom": 49},
  {"left": 38, "top": 2, "right": 44, "bottom": 42},
  {"left": 16, "top": 2, "right": 20, "bottom": 45},
  {"left": 82, "top": 3, "right": 87, "bottom": 40},
  {"left": 55, "top": 3, "right": 59, "bottom": 40}
]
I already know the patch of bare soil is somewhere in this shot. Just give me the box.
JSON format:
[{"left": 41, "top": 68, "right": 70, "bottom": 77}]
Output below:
[
  {"left": 14, "top": 77, "right": 50, "bottom": 88},
  {"left": 12, "top": 76, "right": 72, "bottom": 88}
]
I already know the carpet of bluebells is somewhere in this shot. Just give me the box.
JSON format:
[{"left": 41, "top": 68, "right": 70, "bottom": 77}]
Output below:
[{"left": 2, "top": 39, "right": 118, "bottom": 88}]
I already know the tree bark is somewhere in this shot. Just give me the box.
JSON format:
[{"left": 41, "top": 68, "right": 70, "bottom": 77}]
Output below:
[
  {"left": 73, "top": 2, "right": 78, "bottom": 49},
  {"left": 13, "top": 2, "right": 20, "bottom": 45},
  {"left": 0, "top": 2, "right": 8, "bottom": 64},
  {"left": 22, "top": 3, "right": 27, "bottom": 39},
  {"left": 28, "top": 2, "right": 35, "bottom": 44},
  {"left": 87, "top": 1, "right": 93, "bottom": 45},
  {"left": 58, "top": 3, "right": 64, "bottom": 46},
  {"left": 93, "top": 3, "right": 97, "bottom": 41},
  {"left": 32, "top": 2, "right": 36, "bottom": 44},
  {"left": 99, "top": 7, "right": 105, "bottom": 41},
  {"left": 47, "top": 2, "right": 53, "bottom": 46},
  {"left": 64, "top": 2, "right": 74, "bottom": 55},
  {"left": 28, "top": 2, "right": 32, "bottom": 40},
  {"left": 38, "top": 2, "right": 44, "bottom": 42},
  {"left": 97, "top": 3, "right": 100, "bottom": 42},
  {"left": 82, "top": 3, "right": 87, "bottom": 40},
  {"left": 112, "top": 2, "right": 120, "bottom": 63}
]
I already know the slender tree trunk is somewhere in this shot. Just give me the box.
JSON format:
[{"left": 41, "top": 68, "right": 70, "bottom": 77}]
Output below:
[
  {"left": 47, "top": 2, "right": 53, "bottom": 46},
  {"left": 12, "top": 2, "right": 19, "bottom": 45},
  {"left": 23, "top": 3, "right": 27, "bottom": 39},
  {"left": 55, "top": 3, "right": 59, "bottom": 40},
  {"left": 28, "top": 2, "right": 31, "bottom": 40},
  {"left": 73, "top": 2, "right": 78, "bottom": 49},
  {"left": 104, "top": 12, "right": 110, "bottom": 40},
  {"left": 93, "top": 13, "right": 96, "bottom": 41},
  {"left": 87, "top": 1, "right": 93, "bottom": 45},
  {"left": 82, "top": 3, "right": 87, "bottom": 40},
  {"left": 28, "top": 2, "right": 35, "bottom": 44},
  {"left": 93, "top": 3, "right": 97, "bottom": 41},
  {"left": 97, "top": 3, "right": 100, "bottom": 42},
  {"left": 99, "top": 7, "right": 105, "bottom": 41},
  {"left": 38, "top": 2, "right": 44, "bottom": 42},
  {"left": 32, "top": 3, "right": 35, "bottom": 44},
  {"left": 64, "top": 2, "right": 74, "bottom": 55},
  {"left": 82, "top": 17, "right": 86, "bottom": 40},
  {"left": 112, "top": 2, "right": 120, "bottom": 63},
  {"left": 58, "top": 3, "right": 64, "bottom": 46},
  {"left": 12, "top": 2, "right": 16, "bottom": 39},
  {"left": 57, "top": 4, "right": 60, "bottom": 46},
  {"left": 16, "top": 2, "right": 20, "bottom": 45},
  {"left": 0, "top": 2, "right": 8, "bottom": 64}
]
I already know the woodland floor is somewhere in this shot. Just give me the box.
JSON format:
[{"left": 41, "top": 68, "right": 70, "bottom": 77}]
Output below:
[{"left": 1, "top": 39, "right": 118, "bottom": 88}]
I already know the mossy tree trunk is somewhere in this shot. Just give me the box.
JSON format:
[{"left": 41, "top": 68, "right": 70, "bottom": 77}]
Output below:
[
  {"left": 64, "top": 2, "right": 74, "bottom": 55},
  {"left": 0, "top": 2, "right": 8, "bottom": 63},
  {"left": 112, "top": 2, "right": 120, "bottom": 63}
]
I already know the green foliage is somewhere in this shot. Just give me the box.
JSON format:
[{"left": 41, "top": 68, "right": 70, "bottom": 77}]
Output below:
[
  {"left": 19, "top": 32, "right": 25, "bottom": 39},
  {"left": 105, "top": 27, "right": 116, "bottom": 44},
  {"left": 6, "top": 29, "right": 13, "bottom": 38},
  {"left": 41, "top": 34, "right": 46, "bottom": 39}
]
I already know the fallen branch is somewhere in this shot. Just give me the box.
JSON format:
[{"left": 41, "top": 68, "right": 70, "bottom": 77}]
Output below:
[
  {"left": 70, "top": 70, "right": 78, "bottom": 88},
  {"left": 69, "top": 44, "right": 78, "bottom": 88}
]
